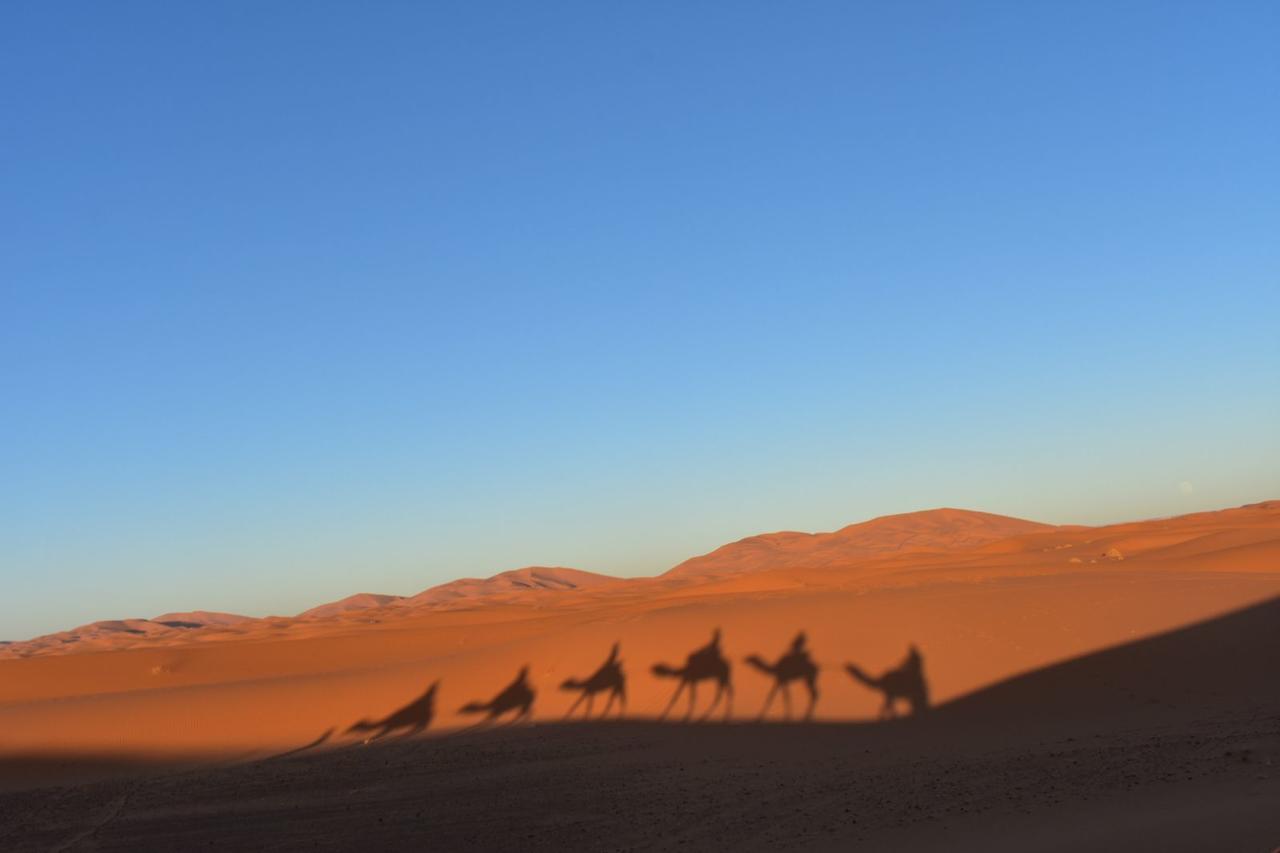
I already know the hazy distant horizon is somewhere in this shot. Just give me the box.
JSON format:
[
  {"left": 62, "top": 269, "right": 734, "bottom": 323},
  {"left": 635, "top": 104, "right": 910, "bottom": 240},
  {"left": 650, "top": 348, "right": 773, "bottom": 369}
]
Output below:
[
  {"left": 8, "top": 494, "right": 1278, "bottom": 641},
  {"left": 4, "top": 3, "right": 1278, "bottom": 639}
]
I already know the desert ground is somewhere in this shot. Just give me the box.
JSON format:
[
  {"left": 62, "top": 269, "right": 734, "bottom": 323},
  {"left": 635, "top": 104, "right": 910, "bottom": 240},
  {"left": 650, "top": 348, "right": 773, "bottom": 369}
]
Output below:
[{"left": 2, "top": 501, "right": 1278, "bottom": 851}]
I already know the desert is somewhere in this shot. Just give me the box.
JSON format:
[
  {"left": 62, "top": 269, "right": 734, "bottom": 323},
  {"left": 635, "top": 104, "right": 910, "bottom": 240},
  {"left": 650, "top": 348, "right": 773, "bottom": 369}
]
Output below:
[{"left": 2, "top": 501, "right": 1278, "bottom": 851}]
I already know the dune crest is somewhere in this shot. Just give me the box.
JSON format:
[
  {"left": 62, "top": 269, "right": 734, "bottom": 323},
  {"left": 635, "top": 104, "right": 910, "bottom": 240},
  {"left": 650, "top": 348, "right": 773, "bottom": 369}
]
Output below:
[
  {"left": 664, "top": 507, "right": 1053, "bottom": 578},
  {"left": 298, "top": 593, "right": 405, "bottom": 620},
  {"left": 407, "top": 566, "right": 620, "bottom": 608}
]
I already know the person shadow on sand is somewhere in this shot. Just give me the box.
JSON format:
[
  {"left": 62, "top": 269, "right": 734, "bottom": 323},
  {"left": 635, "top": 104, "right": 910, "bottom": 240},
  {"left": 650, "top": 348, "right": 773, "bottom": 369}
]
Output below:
[
  {"left": 345, "top": 680, "right": 439, "bottom": 744},
  {"left": 459, "top": 665, "right": 536, "bottom": 726},
  {"left": 846, "top": 644, "right": 930, "bottom": 719},
  {"left": 745, "top": 631, "right": 819, "bottom": 721},
  {"left": 652, "top": 629, "right": 734, "bottom": 722}
]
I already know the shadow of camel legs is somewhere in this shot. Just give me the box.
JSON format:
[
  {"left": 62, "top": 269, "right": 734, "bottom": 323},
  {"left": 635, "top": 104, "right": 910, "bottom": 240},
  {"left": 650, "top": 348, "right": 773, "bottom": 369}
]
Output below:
[
  {"left": 745, "top": 631, "right": 819, "bottom": 721},
  {"left": 652, "top": 629, "right": 733, "bottom": 722},
  {"left": 561, "top": 642, "right": 627, "bottom": 721}
]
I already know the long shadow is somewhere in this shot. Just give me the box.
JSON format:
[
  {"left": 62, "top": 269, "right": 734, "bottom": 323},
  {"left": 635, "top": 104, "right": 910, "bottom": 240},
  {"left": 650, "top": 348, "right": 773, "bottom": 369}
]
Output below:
[
  {"left": 744, "top": 631, "right": 820, "bottom": 721},
  {"left": 561, "top": 642, "right": 626, "bottom": 720},
  {"left": 845, "top": 644, "right": 930, "bottom": 719},
  {"left": 652, "top": 628, "right": 733, "bottom": 721},
  {"left": 459, "top": 665, "right": 535, "bottom": 726},
  {"left": 345, "top": 681, "right": 439, "bottom": 743},
  {"left": 936, "top": 593, "right": 1280, "bottom": 726},
  {"left": 5, "top": 596, "right": 1278, "bottom": 800}
]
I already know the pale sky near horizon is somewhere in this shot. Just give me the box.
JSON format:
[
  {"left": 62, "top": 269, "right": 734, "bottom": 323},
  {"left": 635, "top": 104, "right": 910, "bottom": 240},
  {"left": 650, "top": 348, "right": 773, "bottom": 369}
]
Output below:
[{"left": 3, "top": 3, "right": 1279, "bottom": 640}]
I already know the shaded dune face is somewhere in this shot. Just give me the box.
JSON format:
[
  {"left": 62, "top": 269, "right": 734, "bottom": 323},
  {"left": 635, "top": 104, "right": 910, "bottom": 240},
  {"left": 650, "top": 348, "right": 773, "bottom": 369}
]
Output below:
[{"left": 0, "top": 501, "right": 1276, "bottom": 761}]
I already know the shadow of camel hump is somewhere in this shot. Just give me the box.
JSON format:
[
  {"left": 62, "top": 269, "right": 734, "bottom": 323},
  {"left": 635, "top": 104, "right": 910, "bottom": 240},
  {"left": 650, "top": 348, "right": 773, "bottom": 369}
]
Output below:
[
  {"left": 846, "top": 644, "right": 930, "bottom": 718},
  {"left": 745, "top": 630, "right": 819, "bottom": 721},
  {"left": 652, "top": 628, "right": 733, "bottom": 721},
  {"left": 460, "top": 665, "right": 536, "bottom": 724},
  {"left": 346, "top": 680, "right": 439, "bottom": 743},
  {"left": 561, "top": 642, "right": 626, "bottom": 719}
]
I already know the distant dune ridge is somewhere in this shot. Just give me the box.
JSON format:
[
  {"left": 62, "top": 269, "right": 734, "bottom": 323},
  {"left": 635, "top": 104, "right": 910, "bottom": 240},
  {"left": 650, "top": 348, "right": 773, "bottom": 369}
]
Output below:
[
  {"left": 663, "top": 507, "right": 1052, "bottom": 578},
  {"left": 406, "top": 566, "right": 619, "bottom": 607},
  {"left": 151, "top": 611, "right": 256, "bottom": 628},
  {"left": 2, "top": 503, "right": 1277, "bottom": 660},
  {"left": 298, "top": 593, "right": 406, "bottom": 620}
]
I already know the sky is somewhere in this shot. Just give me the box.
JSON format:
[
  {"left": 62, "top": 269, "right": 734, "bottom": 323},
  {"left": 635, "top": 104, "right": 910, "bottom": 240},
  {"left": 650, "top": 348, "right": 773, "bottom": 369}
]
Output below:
[{"left": 3, "top": 2, "right": 1278, "bottom": 640}]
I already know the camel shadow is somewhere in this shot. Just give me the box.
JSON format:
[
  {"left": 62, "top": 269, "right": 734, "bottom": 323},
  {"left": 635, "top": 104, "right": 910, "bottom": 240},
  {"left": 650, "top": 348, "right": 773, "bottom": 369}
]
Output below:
[
  {"left": 745, "top": 631, "right": 819, "bottom": 721},
  {"left": 346, "top": 680, "right": 440, "bottom": 743},
  {"left": 460, "top": 665, "right": 536, "bottom": 726},
  {"left": 652, "top": 628, "right": 733, "bottom": 722},
  {"left": 561, "top": 642, "right": 626, "bottom": 720},
  {"left": 845, "top": 644, "right": 930, "bottom": 719}
]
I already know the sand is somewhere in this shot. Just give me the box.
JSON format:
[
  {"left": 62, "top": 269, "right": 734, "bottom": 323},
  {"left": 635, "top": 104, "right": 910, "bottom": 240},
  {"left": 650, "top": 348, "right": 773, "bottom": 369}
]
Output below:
[{"left": 1, "top": 501, "right": 1278, "bottom": 850}]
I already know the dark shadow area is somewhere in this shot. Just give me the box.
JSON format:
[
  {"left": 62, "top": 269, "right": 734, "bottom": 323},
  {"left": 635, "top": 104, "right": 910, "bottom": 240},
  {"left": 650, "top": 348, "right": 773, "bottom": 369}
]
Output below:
[
  {"left": 744, "top": 630, "right": 819, "bottom": 721},
  {"left": 346, "top": 681, "right": 439, "bottom": 743},
  {"left": 459, "top": 666, "right": 535, "bottom": 725},
  {"left": 936, "top": 593, "right": 1280, "bottom": 728},
  {"left": 561, "top": 642, "right": 626, "bottom": 719},
  {"left": 846, "top": 644, "right": 930, "bottom": 718},
  {"left": 652, "top": 628, "right": 733, "bottom": 721}
]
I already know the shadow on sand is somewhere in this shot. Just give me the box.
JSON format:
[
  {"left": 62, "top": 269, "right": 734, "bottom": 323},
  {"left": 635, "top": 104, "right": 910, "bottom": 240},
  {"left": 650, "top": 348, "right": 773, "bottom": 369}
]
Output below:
[
  {"left": 561, "top": 642, "right": 626, "bottom": 719},
  {"left": 845, "top": 644, "right": 930, "bottom": 719},
  {"left": 652, "top": 628, "right": 734, "bottom": 721},
  {"left": 5, "top": 597, "right": 1277, "bottom": 850},
  {"left": 345, "top": 681, "right": 439, "bottom": 743},
  {"left": 459, "top": 666, "right": 535, "bottom": 726},
  {"left": 744, "top": 630, "right": 820, "bottom": 721}
]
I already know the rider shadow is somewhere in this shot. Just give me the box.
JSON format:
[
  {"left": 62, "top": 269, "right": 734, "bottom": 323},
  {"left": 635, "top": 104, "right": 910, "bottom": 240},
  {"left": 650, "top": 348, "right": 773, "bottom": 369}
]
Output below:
[
  {"left": 744, "top": 631, "right": 819, "bottom": 721},
  {"left": 845, "top": 644, "right": 930, "bottom": 718},
  {"left": 345, "top": 680, "right": 440, "bottom": 743},
  {"left": 459, "top": 665, "right": 536, "bottom": 727},
  {"left": 651, "top": 629, "right": 733, "bottom": 722},
  {"left": 561, "top": 642, "right": 626, "bottom": 720}
]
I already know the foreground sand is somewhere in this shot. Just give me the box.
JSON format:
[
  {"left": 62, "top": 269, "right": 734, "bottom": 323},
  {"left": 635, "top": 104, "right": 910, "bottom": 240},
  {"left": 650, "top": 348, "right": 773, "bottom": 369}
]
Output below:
[
  {"left": 1, "top": 501, "right": 1278, "bottom": 849},
  {"left": 2, "top": 596, "right": 1276, "bottom": 851}
]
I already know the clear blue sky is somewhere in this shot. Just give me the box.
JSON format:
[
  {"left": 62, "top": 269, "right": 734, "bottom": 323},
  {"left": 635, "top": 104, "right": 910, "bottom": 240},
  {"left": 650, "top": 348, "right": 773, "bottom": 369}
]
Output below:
[{"left": 3, "top": 2, "right": 1278, "bottom": 639}]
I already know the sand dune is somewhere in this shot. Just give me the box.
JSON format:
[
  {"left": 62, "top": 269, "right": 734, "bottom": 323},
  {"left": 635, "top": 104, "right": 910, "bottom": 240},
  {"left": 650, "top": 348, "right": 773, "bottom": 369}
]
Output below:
[
  {"left": 150, "top": 611, "right": 254, "bottom": 627},
  {"left": 404, "top": 565, "right": 622, "bottom": 608},
  {"left": 2, "top": 593, "right": 1275, "bottom": 851},
  {"left": 0, "top": 500, "right": 1276, "bottom": 765},
  {"left": 2, "top": 500, "right": 1278, "bottom": 849},
  {"left": 297, "top": 593, "right": 405, "bottom": 619},
  {"left": 664, "top": 507, "right": 1053, "bottom": 578}
]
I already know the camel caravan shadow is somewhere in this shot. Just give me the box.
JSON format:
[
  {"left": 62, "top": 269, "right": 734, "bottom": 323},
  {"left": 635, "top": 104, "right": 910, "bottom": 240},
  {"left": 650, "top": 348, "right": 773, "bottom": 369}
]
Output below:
[{"left": 334, "top": 632, "right": 933, "bottom": 748}]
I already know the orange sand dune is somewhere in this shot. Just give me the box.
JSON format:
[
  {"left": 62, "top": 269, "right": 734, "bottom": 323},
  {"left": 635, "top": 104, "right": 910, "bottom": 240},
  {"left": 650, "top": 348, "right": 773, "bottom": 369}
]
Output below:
[
  {"left": 664, "top": 507, "right": 1052, "bottom": 578},
  {"left": 297, "top": 593, "right": 405, "bottom": 619},
  {"left": 5, "top": 595, "right": 1273, "bottom": 851},
  {"left": 405, "top": 565, "right": 621, "bottom": 608},
  {"left": 1, "top": 500, "right": 1277, "bottom": 766}
]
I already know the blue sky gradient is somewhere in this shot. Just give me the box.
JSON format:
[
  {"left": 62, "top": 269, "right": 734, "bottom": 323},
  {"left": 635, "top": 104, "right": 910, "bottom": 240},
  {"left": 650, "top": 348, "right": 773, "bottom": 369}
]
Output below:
[{"left": 3, "top": 2, "right": 1278, "bottom": 638}]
